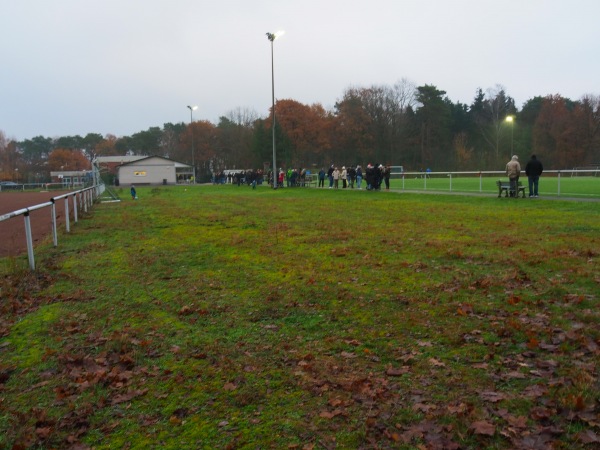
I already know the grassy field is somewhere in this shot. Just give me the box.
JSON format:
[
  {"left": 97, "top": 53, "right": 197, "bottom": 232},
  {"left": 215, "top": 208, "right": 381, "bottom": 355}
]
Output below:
[
  {"left": 392, "top": 174, "right": 600, "bottom": 198},
  {"left": 1, "top": 185, "right": 599, "bottom": 449}
]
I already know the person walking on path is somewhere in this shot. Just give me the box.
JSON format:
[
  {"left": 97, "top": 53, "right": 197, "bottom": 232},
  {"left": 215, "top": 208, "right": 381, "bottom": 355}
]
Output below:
[
  {"left": 505, "top": 155, "right": 521, "bottom": 198},
  {"left": 525, "top": 154, "right": 543, "bottom": 198}
]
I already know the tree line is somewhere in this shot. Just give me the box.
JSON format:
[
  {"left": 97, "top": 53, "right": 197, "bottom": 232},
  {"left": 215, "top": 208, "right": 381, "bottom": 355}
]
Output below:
[{"left": 1, "top": 80, "right": 599, "bottom": 183}]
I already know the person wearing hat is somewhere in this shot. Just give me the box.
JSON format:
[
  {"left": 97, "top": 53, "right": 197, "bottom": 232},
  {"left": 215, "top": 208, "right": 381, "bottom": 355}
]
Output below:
[
  {"left": 505, "top": 155, "right": 521, "bottom": 198},
  {"left": 341, "top": 166, "right": 347, "bottom": 188}
]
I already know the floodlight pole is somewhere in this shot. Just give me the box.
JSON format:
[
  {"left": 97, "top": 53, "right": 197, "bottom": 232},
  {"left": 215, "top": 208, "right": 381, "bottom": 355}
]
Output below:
[
  {"left": 187, "top": 105, "right": 198, "bottom": 183},
  {"left": 505, "top": 116, "right": 514, "bottom": 159},
  {"left": 267, "top": 32, "right": 280, "bottom": 189}
]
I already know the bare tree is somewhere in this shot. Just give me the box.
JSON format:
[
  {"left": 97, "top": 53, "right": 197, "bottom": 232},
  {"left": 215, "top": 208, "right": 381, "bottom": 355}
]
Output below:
[
  {"left": 225, "top": 107, "right": 260, "bottom": 128},
  {"left": 471, "top": 84, "right": 516, "bottom": 163}
]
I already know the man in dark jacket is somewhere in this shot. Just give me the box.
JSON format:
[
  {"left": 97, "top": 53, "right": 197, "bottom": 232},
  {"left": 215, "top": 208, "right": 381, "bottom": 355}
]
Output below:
[{"left": 525, "top": 154, "right": 543, "bottom": 198}]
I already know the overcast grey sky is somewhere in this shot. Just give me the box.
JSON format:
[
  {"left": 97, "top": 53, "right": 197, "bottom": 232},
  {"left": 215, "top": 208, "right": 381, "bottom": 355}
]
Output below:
[{"left": 2, "top": 0, "right": 599, "bottom": 141}]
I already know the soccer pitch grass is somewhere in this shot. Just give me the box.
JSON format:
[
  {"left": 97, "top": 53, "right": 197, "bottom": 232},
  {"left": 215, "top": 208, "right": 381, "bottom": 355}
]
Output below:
[{"left": 393, "top": 174, "right": 600, "bottom": 198}]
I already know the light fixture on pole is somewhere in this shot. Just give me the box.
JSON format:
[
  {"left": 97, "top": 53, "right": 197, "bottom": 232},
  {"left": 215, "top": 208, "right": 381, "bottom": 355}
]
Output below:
[
  {"left": 505, "top": 115, "right": 514, "bottom": 158},
  {"left": 187, "top": 105, "right": 198, "bottom": 183},
  {"left": 266, "top": 30, "right": 284, "bottom": 189}
]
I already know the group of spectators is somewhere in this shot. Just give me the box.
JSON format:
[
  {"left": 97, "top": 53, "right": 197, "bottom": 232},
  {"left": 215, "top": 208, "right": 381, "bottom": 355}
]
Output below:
[
  {"left": 214, "top": 164, "right": 394, "bottom": 191},
  {"left": 506, "top": 154, "right": 544, "bottom": 198},
  {"left": 319, "top": 164, "right": 391, "bottom": 190}
]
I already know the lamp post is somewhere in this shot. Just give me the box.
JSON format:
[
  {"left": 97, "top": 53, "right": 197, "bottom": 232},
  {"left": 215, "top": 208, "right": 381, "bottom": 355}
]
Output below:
[
  {"left": 187, "top": 105, "right": 198, "bottom": 183},
  {"left": 505, "top": 115, "right": 514, "bottom": 158},
  {"left": 266, "top": 30, "right": 284, "bottom": 188}
]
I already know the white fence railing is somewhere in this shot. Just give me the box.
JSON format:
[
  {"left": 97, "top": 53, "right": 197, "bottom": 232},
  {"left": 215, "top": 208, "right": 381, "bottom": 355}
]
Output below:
[
  {"left": 390, "top": 170, "right": 599, "bottom": 198},
  {"left": 0, "top": 184, "right": 105, "bottom": 270}
]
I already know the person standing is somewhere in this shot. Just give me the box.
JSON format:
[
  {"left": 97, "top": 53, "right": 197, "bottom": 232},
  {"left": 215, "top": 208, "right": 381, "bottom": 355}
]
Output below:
[
  {"left": 348, "top": 166, "right": 356, "bottom": 188},
  {"left": 341, "top": 166, "right": 347, "bottom": 188},
  {"left": 327, "top": 165, "right": 334, "bottom": 188},
  {"left": 365, "top": 164, "right": 374, "bottom": 190},
  {"left": 130, "top": 185, "right": 137, "bottom": 200},
  {"left": 356, "top": 165, "right": 363, "bottom": 189},
  {"left": 383, "top": 165, "right": 391, "bottom": 190},
  {"left": 318, "top": 168, "right": 326, "bottom": 188},
  {"left": 333, "top": 167, "right": 340, "bottom": 189},
  {"left": 505, "top": 155, "right": 521, "bottom": 198},
  {"left": 525, "top": 154, "right": 543, "bottom": 198}
]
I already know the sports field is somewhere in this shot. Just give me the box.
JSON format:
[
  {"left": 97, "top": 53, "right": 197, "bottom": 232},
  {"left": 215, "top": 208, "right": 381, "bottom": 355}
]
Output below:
[
  {"left": 0, "top": 191, "right": 71, "bottom": 257},
  {"left": 394, "top": 173, "right": 600, "bottom": 198},
  {"left": 1, "top": 185, "right": 599, "bottom": 449}
]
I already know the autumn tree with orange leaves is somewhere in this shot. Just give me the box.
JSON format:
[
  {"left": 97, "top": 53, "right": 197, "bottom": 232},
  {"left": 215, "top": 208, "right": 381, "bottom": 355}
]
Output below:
[
  {"left": 273, "top": 99, "right": 333, "bottom": 167},
  {"left": 48, "top": 149, "right": 91, "bottom": 171}
]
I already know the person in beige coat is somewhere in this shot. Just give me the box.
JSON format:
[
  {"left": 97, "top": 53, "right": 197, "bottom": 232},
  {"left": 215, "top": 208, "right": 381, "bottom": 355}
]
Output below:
[
  {"left": 505, "top": 155, "right": 521, "bottom": 197},
  {"left": 332, "top": 167, "right": 340, "bottom": 189}
]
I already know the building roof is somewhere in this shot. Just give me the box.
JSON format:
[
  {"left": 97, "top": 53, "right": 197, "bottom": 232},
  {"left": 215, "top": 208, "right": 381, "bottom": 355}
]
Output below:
[
  {"left": 95, "top": 155, "right": 147, "bottom": 164},
  {"left": 117, "top": 155, "right": 191, "bottom": 168},
  {"left": 50, "top": 170, "right": 90, "bottom": 176}
]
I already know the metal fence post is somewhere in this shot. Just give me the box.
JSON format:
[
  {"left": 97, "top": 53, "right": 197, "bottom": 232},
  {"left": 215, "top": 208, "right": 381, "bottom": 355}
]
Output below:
[
  {"left": 51, "top": 199, "right": 58, "bottom": 247},
  {"left": 73, "top": 194, "right": 78, "bottom": 223},
  {"left": 65, "top": 197, "right": 70, "bottom": 233},
  {"left": 24, "top": 211, "right": 35, "bottom": 270}
]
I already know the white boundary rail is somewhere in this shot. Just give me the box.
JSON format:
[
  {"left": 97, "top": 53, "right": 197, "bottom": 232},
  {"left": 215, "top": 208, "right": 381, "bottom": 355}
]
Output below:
[
  {"left": 392, "top": 169, "right": 599, "bottom": 197},
  {"left": 0, "top": 184, "right": 105, "bottom": 270}
]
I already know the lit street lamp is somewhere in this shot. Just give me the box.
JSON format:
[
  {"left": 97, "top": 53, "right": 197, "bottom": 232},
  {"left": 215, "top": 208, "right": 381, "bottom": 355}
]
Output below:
[
  {"left": 187, "top": 105, "right": 198, "bottom": 183},
  {"left": 266, "top": 30, "right": 284, "bottom": 188},
  {"left": 505, "top": 115, "right": 514, "bottom": 158}
]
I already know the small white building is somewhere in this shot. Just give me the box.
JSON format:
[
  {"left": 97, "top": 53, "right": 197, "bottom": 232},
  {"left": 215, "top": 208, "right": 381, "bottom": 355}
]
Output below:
[
  {"left": 117, "top": 156, "right": 193, "bottom": 185},
  {"left": 50, "top": 170, "right": 92, "bottom": 187}
]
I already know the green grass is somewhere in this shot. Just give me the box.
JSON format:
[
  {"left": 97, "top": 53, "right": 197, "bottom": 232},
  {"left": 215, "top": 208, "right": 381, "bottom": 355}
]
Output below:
[
  {"left": 1, "top": 185, "right": 599, "bottom": 449},
  {"left": 394, "top": 173, "right": 600, "bottom": 198}
]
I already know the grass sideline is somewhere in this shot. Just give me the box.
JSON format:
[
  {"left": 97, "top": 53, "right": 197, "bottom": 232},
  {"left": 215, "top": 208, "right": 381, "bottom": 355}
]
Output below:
[
  {"left": 392, "top": 174, "right": 600, "bottom": 198},
  {"left": 1, "top": 186, "right": 599, "bottom": 449}
]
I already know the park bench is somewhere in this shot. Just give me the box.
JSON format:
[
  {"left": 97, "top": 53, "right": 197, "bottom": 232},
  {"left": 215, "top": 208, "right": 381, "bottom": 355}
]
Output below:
[
  {"left": 303, "top": 174, "right": 317, "bottom": 187},
  {"left": 497, "top": 180, "right": 525, "bottom": 198}
]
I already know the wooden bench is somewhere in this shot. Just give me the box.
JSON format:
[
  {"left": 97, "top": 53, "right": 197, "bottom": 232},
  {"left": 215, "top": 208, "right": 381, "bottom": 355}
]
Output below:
[{"left": 497, "top": 180, "right": 525, "bottom": 198}]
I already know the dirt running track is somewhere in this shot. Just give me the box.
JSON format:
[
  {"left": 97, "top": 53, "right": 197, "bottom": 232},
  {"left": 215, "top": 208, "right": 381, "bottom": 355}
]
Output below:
[{"left": 0, "top": 191, "right": 72, "bottom": 258}]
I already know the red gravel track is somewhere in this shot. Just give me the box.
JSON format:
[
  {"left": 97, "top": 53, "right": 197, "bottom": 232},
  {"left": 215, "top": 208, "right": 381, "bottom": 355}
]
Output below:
[{"left": 0, "top": 191, "right": 72, "bottom": 257}]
